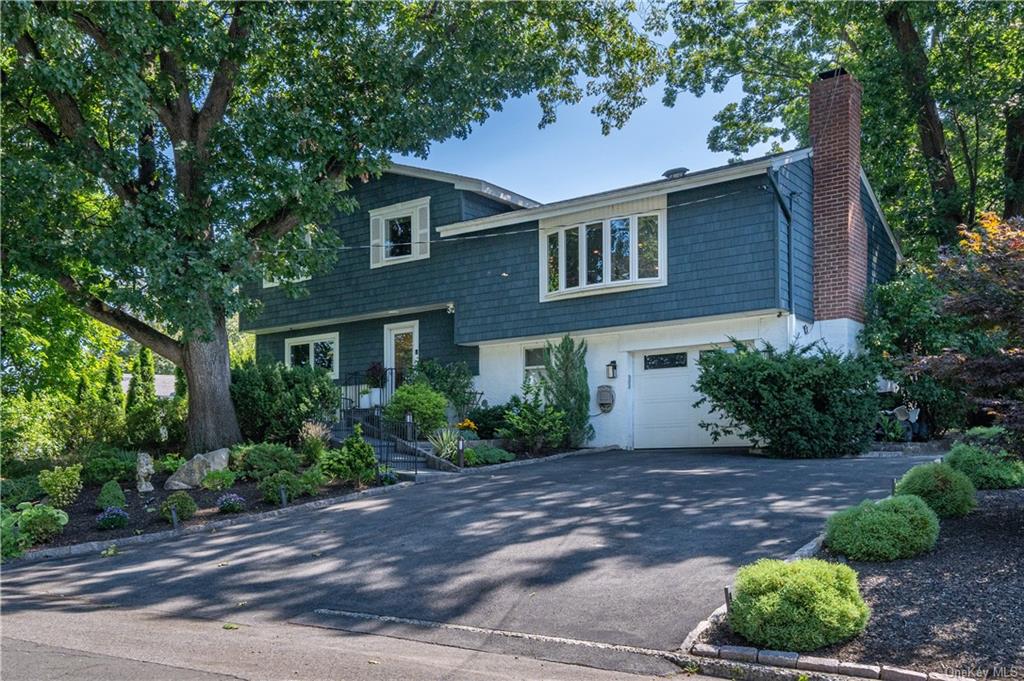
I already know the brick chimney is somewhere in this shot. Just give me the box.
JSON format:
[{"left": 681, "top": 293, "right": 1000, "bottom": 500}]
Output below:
[{"left": 810, "top": 68, "right": 868, "bottom": 323}]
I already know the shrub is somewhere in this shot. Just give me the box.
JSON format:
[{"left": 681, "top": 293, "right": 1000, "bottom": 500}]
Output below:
[
  {"left": 230, "top": 362, "right": 340, "bottom": 444},
  {"left": 945, "top": 443, "right": 1024, "bottom": 489},
  {"left": 695, "top": 342, "right": 879, "bottom": 458},
  {"left": 1, "top": 476, "right": 45, "bottom": 507},
  {"left": 200, "top": 470, "right": 237, "bottom": 491},
  {"left": 383, "top": 382, "right": 448, "bottom": 433},
  {"left": 230, "top": 443, "right": 300, "bottom": 481},
  {"left": 217, "top": 493, "right": 245, "bottom": 513},
  {"left": 160, "top": 491, "right": 197, "bottom": 522},
  {"left": 895, "top": 462, "right": 976, "bottom": 518},
  {"left": 466, "top": 403, "right": 508, "bottom": 440},
  {"left": 1, "top": 506, "right": 30, "bottom": 560},
  {"left": 17, "top": 503, "right": 69, "bottom": 544},
  {"left": 155, "top": 453, "right": 186, "bottom": 475},
  {"left": 377, "top": 466, "right": 398, "bottom": 485},
  {"left": 406, "top": 359, "right": 476, "bottom": 418},
  {"left": 95, "top": 481, "right": 127, "bottom": 510},
  {"left": 96, "top": 507, "right": 129, "bottom": 530},
  {"left": 298, "top": 465, "right": 326, "bottom": 496},
  {"left": 80, "top": 445, "right": 137, "bottom": 486},
  {"left": 319, "top": 425, "right": 378, "bottom": 487},
  {"left": 37, "top": 464, "right": 83, "bottom": 508},
  {"left": 541, "top": 335, "right": 594, "bottom": 448},
  {"left": 427, "top": 428, "right": 461, "bottom": 461},
  {"left": 126, "top": 400, "right": 163, "bottom": 447},
  {"left": 297, "top": 421, "right": 331, "bottom": 465},
  {"left": 729, "top": 558, "right": 870, "bottom": 652},
  {"left": 465, "top": 444, "right": 515, "bottom": 466},
  {"left": 498, "top": 381, "right": 568, "bottom": 455},
  {"left": 258, "top": 470, "right": 305, "bottom": 504},
  {"left": 825, "top": 495, "right": 939, "bottom": 561}
]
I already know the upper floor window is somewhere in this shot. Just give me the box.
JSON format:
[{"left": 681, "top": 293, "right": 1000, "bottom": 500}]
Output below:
[
  {"left": 284, "top": 332, "right": 339, "bottom": 379},
  {"left": 369, "top": 197, "right": 431, "bottom": 269},
  {"left": 540, "top": 211, "right": 666, "bottom": 301}
]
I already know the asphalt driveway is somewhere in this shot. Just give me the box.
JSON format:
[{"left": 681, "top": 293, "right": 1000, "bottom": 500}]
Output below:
[{"left": 2, "top": 449, "right": 930, "bottom": 672}]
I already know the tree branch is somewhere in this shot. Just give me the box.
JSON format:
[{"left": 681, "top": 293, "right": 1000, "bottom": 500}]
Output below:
[
  {"left": 194, "top": 1, "right": 249, "bottom": 156},
  {"left": 55, "top": 274, "right": 184, "bottom": 366},
  {"left": 245, "top": 158, "right": 346, "bottom": 242}
]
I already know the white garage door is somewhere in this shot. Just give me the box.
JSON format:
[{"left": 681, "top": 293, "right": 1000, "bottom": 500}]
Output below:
[{"left": 633, "top": 347, "right": 748, "bottom": 449}]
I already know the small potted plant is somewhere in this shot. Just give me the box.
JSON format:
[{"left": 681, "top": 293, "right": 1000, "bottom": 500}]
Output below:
[
  {"left": 358, "top": 386, "right": 373, "bottom": 409},
  {"left": 365, "top": 362, "right": 387, "bottom": 407}
]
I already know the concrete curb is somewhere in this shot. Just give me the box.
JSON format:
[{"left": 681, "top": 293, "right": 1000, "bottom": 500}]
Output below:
[
  {"left": 456, "top": 446, "right": 619, "bottom": 474},
  {"left": 13, "top": 481, "right": 416, "bottom": 565}
]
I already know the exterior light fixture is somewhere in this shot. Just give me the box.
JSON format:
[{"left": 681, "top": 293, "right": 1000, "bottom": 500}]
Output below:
[{"left": 606, "top": 361, "right": 617, "bottom": 379}]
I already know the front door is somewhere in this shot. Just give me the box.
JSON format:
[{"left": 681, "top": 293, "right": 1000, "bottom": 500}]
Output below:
[{"left": 384, "top": 321, "right": 419, "bottom": 386}]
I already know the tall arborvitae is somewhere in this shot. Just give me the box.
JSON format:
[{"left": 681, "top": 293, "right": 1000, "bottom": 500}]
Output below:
[{"left": 100, "top": 357, "right": 124, "bottom": 410}]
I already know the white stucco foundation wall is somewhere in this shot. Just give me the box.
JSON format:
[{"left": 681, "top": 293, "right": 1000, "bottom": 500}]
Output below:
[
  {"left": 473, "top": 311, "right": 803, "bottom": 449},
  {"left": 790, "top": 316, "right": 864, "bottom": 354}
]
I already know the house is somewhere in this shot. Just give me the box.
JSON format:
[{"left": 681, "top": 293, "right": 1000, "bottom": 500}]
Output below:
[{"left": 241, "top": 69, "right": 900, "bottom": 450}]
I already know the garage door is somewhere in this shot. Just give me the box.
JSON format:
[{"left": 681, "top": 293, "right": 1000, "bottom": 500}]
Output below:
[{"left": 633, "top": 347, "right": 748, "bottom": 449}]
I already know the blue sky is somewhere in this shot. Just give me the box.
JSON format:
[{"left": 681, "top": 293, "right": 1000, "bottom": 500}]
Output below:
[{"left": 395, "top": 79, "right": 781, "bottom": 204}]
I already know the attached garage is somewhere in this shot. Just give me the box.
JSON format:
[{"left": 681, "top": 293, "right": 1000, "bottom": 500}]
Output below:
[{"left": 632, "top": 346, "right": 748, "bottom": 449}]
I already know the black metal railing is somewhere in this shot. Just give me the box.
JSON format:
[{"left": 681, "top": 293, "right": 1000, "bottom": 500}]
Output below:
[{"left": 336, "top": 367, "right": 421, "bottom": 478}]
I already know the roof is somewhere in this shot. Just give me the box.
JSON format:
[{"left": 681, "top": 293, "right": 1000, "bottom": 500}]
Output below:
[
  {"left": 121, "top": 374, "right": 177, "bottom": 399},
  {"left": 436, "top": 148, "right": 814, "bottom": 237},
  {"left": 387, "top": 163, "right": 540, "bottom": 210}
]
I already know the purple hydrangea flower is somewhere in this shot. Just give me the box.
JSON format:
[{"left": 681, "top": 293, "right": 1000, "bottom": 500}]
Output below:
[{"left": 96, "top": 507, "right": 129, "bottom": 530}]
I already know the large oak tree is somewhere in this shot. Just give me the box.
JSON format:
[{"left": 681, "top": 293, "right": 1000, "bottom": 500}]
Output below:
[{"left": 2, "top": 1, "right": 660, "bottom": 452}]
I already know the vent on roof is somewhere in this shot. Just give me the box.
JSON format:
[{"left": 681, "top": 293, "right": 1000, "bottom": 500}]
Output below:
[{"left": 662, "top": 166, "right": 689, "bottom": 179}]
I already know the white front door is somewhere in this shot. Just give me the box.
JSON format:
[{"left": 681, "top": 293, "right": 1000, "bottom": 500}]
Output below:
[
  {"left": 632, "top": 346, "right": 748, "bottom": 449},
  {"left": 384, "top": 321, "right": 419, "bottom": 384}
]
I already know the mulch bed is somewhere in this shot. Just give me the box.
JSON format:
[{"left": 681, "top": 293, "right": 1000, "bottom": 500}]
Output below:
[
  {"left": 700, "top": 489, "right": 1024, "bottom": 678},
  {"left": 44, "top": 472, "right": 363, "bottom": 549}
]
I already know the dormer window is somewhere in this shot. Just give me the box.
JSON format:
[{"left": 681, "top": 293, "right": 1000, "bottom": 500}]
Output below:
[{"left": 369, "top": 197, "right": 431, "bottom": 268}]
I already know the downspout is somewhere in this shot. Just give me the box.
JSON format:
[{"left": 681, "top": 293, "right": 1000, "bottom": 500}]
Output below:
[{"left": 767, "top": 169, "right": 794, "bottom": 313}]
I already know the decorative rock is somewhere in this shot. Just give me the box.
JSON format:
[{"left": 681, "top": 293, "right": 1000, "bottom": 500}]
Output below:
[
  {"left": 203, "top": 448, "right": 230, "bottom": 471},
  {"left": 839, "top": 661, "right": 882, "bottom": 679},
  {"left": 757, "top": 650, "right": 798, "bottom": 668},
  {"left": 881, "top": 666, "right": 928, "bottom": 681},
  {"left": 136, "top": 452, "right": 155, "bottom": 493},
  {"left": 718, "top": 645, "right": 758, "bottom": 663},
  {"left": 797, "top": 656, "right": 840, "bottom": 674},
  {"left": 691, "top": 643, "right": 720, "bottom": 658},
  {"left": 164, "top": 454, "right": 211, "bottom": 490}
]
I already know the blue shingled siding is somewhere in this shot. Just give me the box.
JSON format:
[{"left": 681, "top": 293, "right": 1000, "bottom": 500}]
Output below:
[
  {"left": 774, "top": 157, "right": 815, "bottom": 321},
  {"left": 863, "top": 178, "right": 898, "bottom": 287},
  {"left": 254, "top": 308, "right": 478, "bottom": 377}
]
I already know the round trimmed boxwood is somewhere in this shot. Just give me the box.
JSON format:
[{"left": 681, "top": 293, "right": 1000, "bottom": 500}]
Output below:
[
  {"left": 825, "top": 495, "right": 939, "bottom": 561},
  {"left": 160, "top": 491, "right": 197, "bottom": 523},
  {"left": 382, "top": 382, "right": 448, "bottom": 433},
  {"left": 894, "top": 462, "right": 976, "bottom": 518},
  {"left": 95, "top": 480, "right": 127, "bottom": 510},
  {"left": 945, "top": 443, "right": 1024, "bottom": 490},
  {"left": 729, "top": 558, "right": 869, "bottom": 652}
]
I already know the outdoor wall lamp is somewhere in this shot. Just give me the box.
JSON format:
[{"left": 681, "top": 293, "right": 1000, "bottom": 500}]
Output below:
[{"left": 606, "top": 361, "right": 617, "bottom": 379}]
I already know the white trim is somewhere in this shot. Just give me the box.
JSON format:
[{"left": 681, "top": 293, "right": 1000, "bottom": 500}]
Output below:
[
  {"left": 438, "top": 148, "right": 811, "bottom": 237},
  {"left": 369, "top": 196, "right": 431, "bottom": 269},
  {"left": 284, "top": 332, "right": 340, "bottom": 379},
  {"left": 245, "top": 303, "right": 451, "bottom": 336},
  {"left": 538, "top": 210, "right": 667, "bottom": 302},
  {"left": 387, "top": 164, "right": 539, "bottom": 209},
  {"left": 859, "top": 167, "right": 903, "bottom": 262},
  {"left": 384, "top": 320, "right": 419, "bottom": 375}
]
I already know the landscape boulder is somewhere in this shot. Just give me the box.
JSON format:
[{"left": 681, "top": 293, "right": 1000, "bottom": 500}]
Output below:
[{"left": 164, "top": 448, "right": 230, "bottom": 490}]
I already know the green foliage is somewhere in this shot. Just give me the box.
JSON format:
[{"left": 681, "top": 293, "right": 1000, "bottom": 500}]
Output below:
[
  {"left": 318, "top": 425, "right": 377, "bottom": 487},
  {"left": 160, "top": 491, "right": 197, "bottom": 523},
  {"left": 1, "top": 506, "right": 30, "bottom": 560},
  {"left": 695, "top": 342, "right": 879, "bottom": 458},
  {"left": 155, "top": 454, "right": 186, "bottom": 475},
  {"left": 126, "top": 347, "right": 156, "bottom": 411},
  {"left": 498, "top": 380, "right": 569, "bottom": 455},
  {"left": 37, "top": 464, "right": 83, "bottom": 508},
  {"left": 230, "top": 443, "right": 300, "bottom": 481},
  {"left": 298, "top": 465, "right": 326, "bottom": 496},
  {"left": 826, "top": 495, "right": 939, "bottom": 562},
  {"left": 258, "top": 470, "right": 305, "bottom": 505},
  {"left": 407, "top": 359, "right": 476, "bottom": 418},
  {"left": 230, "top": 363, "right": 340, "bottom": 444},
  {"left": 297, "top": 421, "right": 330, "bottom": 466},
  {"left": 80, "top": 445, "right": 137, "bottom": 486},
  {"left": 895, "top": 463, "right": 976, "bottom": 518},
  {"left": 95, "top": 480, "right": 127, "bottom": 510},
  {"left": 125, "top": 400, "right": 163, "bottom": 448},
  {"left": 945, "top": 443, "right": 1024, "bottom": 490},
  {"left": 466, "top": 403, "right": 508, "bottom": 440},
  {"left": 464, "top": 445, "right": 515, "bottom": 467},
  {"left": 878, "top": 414, "right": 906, "bottom": 443},
  {"left": 2, "top": 475, "right": 46, "bottom": 508},
  {"left": 201, "top": 470, "right": 238, "bottom": 492},
  {"left": 100, "top": 358, "right": 124, "bottom": 411},
  {"left": 383, "top": 382, "right": 448, "bottom": 433},
  {"left": 1, "top": 392, "right": 125, "bottom": 469},
  {"left": 15, "top": 503, "right": 69, "bottom": 544},
  {"left": 95, "top": 507, "right": 130, "bottom": 530},
  {"left": 729, "top": 558, "right": 870, "bottom": 652},
  {"left": 542, "top": 335, "right": 594, "bottom": 448},
  {"left": 427, "top": 428, "right": 461, "bottom": 461}
]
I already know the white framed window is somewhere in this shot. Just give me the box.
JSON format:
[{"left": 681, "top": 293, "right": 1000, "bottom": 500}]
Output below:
[
  {"left": 284, "top": 332, "right": 339, "bottom": 379},
  {"left": 369, "top": 197, "right": 431, "bottom": 269},
  {"left": 263, "top": 231, "right": 313, "bottom": 288},
  {"left": 524, "top": 347, "right": 547, "bottom": 384},
  {"left": 539, "top": 210, "right": 666, "bottom": 301}
]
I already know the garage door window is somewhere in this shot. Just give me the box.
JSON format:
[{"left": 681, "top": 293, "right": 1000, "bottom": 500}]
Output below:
[{"left": 643, "top": 352, "right": 687, "bottom": 370}]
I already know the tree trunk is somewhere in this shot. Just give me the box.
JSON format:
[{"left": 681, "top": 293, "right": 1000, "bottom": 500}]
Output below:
[
  {"left": 1005, "top": 104, "right": 1024, "bottom": 219},
  {"left": 884, "top": 3, "right": 964, "bottom": 238},
  {"left": 181, "top": 315, "right": 243, "bottom": 453}
]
